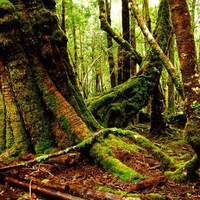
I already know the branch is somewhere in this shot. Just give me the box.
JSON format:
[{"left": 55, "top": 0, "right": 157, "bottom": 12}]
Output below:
[
  {"left": 131, "top": 0, "right": 184, "bottom": 100},
  {"left": 4, "top": 176, "right": 84, "bottom": 200},
  {"left": 98, "top": 0, "right": 143, "bottom": 65}
]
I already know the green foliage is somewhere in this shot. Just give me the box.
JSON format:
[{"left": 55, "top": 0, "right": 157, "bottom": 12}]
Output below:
[
  {"left": 190, "top": 101, "right": 200, "bottom": 117},
  {"left": 0, "top": 1, "right": 14, "bottom": 9},
  {"left": 17, "top": 193, "right": 29, "bottom": 200}
]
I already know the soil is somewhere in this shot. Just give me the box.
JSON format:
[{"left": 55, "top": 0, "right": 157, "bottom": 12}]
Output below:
[{"left": 0, "top": 125, "right": 200, "bottom": 200}]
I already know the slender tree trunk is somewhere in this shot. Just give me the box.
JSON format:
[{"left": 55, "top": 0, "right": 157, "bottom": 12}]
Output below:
[
  {"left": 143, "top": 0, "right": 151, "bottom": 51},
  {"left": 117, "top": 46, "right": 123, "bottom": 85},
  {"left": 98, "top": 0, "right": 143, "bottom": 66},
  {"left": 106, "top": 0, "right": 116, "bottom": 87},
  {"left": 61, "top": 0, "right": 66, "bottom": 33},
  {"left": 167, "top": 36, "right": 175, "bottom": 114},
  {"left": 122, "top": 0, "right": 131, "bottom": 82},
  {"left": 130, "top": 8, "right": 137, "bottom": 75}
]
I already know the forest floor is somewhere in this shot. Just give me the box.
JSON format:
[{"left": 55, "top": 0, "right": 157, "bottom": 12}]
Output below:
[{"left": 0, "top": 124, "right": 200, "bottom": 200}]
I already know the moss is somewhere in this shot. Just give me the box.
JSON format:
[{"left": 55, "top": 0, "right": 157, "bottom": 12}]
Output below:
[
  {"left": 105, "top": 134, "right": 142, "bottom": 153},
  {"left": 90, "top": 142, "right": 145, "bottom": 182},
  {"left": 185, "top": 120, "right": 200, "bottom": 149},
  {"left": 36, "top": 154, "right": 49, "bottom": 162},
  {"left": 50, "top": 29, "right": 66, "bottom": 43},
  {"left": 147, "top": 193, "right": 166, "bottom": 200},
  {"left": 0, "top": 1, "right": 14, "bottom": 10},
  {"left": 6, "top": 122, "right": 14, "bottom": 149},
  {"left": 33, "top": 119, "right": 54, "bottom": 154},
  {"left": 77, "top": 137, "right": 93, "bottom": 148},
  {"left": 114, "top": 129, "right": 175, "bottom": 169},
  {"left": 165, "top": 166, "right": 187, "bottom": 182},
  {"left": 190, "top": 101, "right": 200, "bottom": 118},
  {"left": 48, "top": 93, "right": 57, "bottom": 112}
]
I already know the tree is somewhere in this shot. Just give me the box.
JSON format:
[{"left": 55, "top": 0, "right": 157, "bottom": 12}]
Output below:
[
  {"left": 121, "top": 0, "right": 131, "bottom": 82},
  {"left": 0, "top": 0, "right": 199, "bottom": 186},
  {"left": 0, "top": 0, "right": 99, "bottom": 157},
  {"left": 105, "top": 0, "right": 116, "bottom": 88},
  {"left": 168, "top": 0, "right": 200, "bottom": 175}
]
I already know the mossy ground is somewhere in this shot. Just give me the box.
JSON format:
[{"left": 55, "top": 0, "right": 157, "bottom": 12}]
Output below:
[{"left": 1, "top": 123, "right": 199, "bottom": 199}]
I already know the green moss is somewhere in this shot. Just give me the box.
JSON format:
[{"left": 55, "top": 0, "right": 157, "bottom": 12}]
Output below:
[
  {"left": 105, "top": 134, "right": 142, "bottom": 153},
  {"left": 0, "top": 1, "right": 14, "bottom": 10},
  {"left": 115, "top": 129, "right": 175, "bottom": 169},
  {"left": 48, "top": 93, "right": 57, "bottom": 112},
  {"left": 185, "top": 120, "right": 200, "bottom": 148},
  {"left": 165, "top": 166, "right": 187, "bottom": 182},
  {"left": 147, "top": 193, "right": 166, "bottom": 200},
  {"left": 36, "top": 154, "right": 49, "bottom": 162},
  {"left": 50, "top": 29, "right": 66, "bottom": 43},
  {"left": 90, "top": 142, "right": 145, "bottom": 182},
  {"left": 190, "top": 102, "right": 200, "bottom": 117},
  {"left": 77, "top": 137, "right": 93, "bottom": 148},
  {"left": 6, "top": 122, "right": 14, "bottom": 149},
  {"left": 34, "top": 120, "right": 54, "bottom": 154},
  {"left": 98, "top": 186, "right": 128, "bottom": 196}
]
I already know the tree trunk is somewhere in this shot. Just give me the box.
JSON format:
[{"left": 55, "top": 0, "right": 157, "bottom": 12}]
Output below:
[
  {"left": 168, "top": 0, "right": 200, "bottom": 162},
  {"left": 106, "top": 0, "right": 116, "bottom": 87},
  {"left": 0, "top": 0, "right": 100, "bottom": 157},
  {"left": 122, "top": 0, "right": 131, "bottom": 82},
  {"left": 61, "top": 0, "right": 66, "bottom": 33},
  {"left": 130, "top": 8, "right": 137, "bottom": 75}
]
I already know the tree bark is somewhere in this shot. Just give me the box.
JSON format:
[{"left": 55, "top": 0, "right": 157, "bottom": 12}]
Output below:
[
  {"left": 105, "top": 0, "right": 116, "bottom": 87},
  {"left": 0, "top": 0, "right": 100, "bottom": 156},
  {"left": 122, "top": 0, "right": 131, "bottom": 82},
  {"left": 168, "top": 0, "right": 200, "bottom": 167}
]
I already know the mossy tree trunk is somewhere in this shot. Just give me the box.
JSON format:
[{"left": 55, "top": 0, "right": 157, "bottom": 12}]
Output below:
[{"left": 0, "top": 0, "right": 100, "bottom": 157}]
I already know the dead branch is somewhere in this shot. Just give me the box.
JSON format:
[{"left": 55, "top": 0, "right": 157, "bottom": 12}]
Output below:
[{"left": 4, "top": 176, "right": 84, "bottom": 200}]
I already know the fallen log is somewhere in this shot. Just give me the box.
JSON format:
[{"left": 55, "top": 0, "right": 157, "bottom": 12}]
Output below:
[
  {"left": 29, "top": 176, "right": 124, "bottom": 200},
  {"left": 4, "top": 176, "right": 84, "bottom": 200}
]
